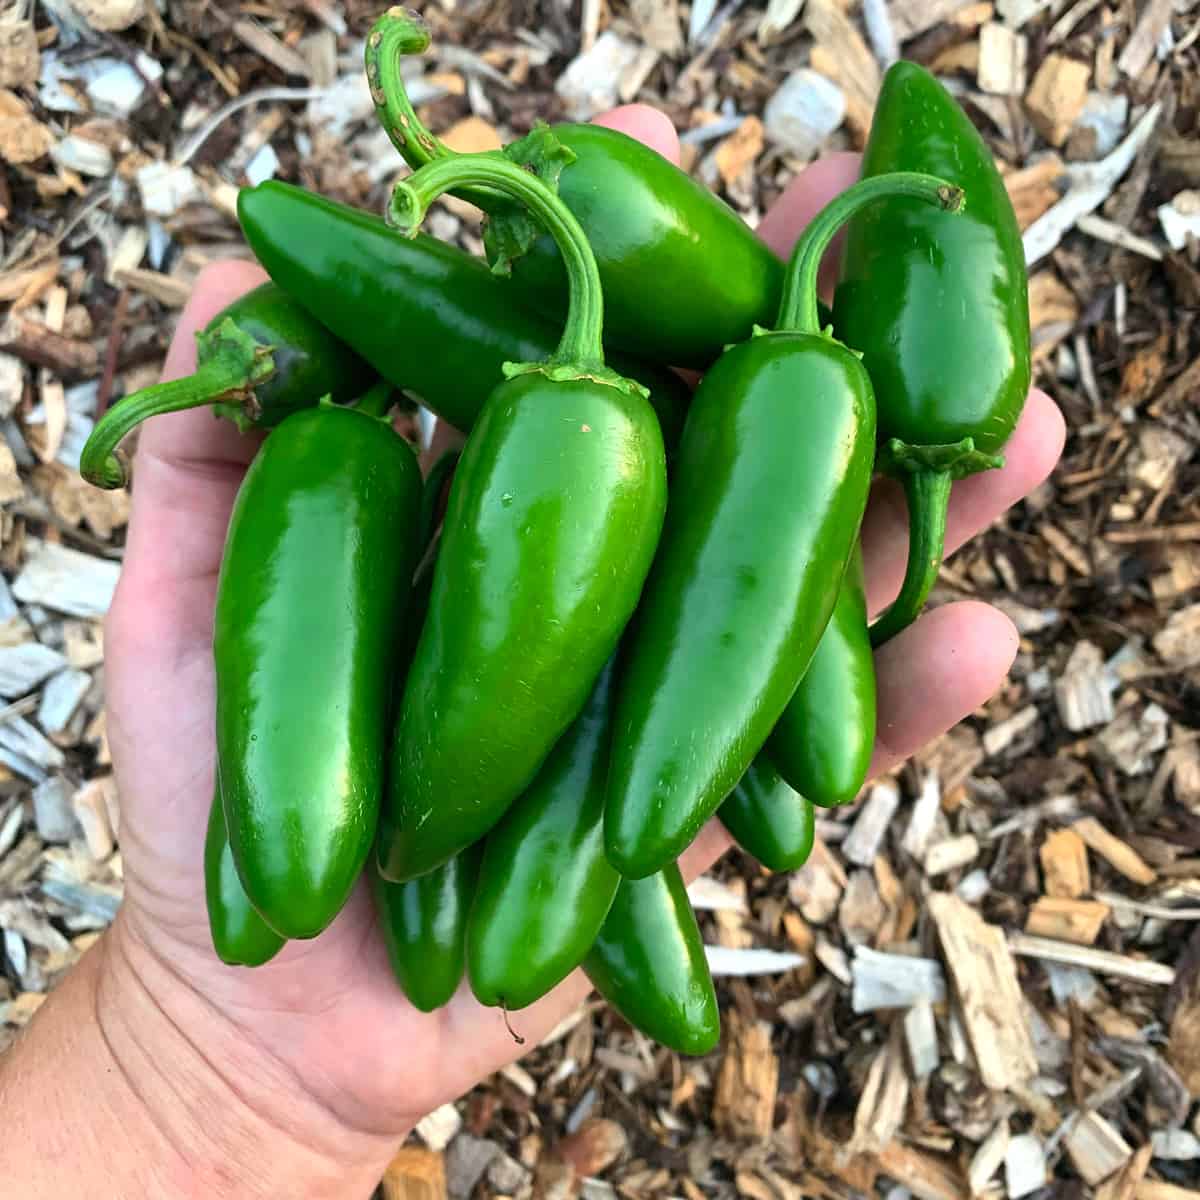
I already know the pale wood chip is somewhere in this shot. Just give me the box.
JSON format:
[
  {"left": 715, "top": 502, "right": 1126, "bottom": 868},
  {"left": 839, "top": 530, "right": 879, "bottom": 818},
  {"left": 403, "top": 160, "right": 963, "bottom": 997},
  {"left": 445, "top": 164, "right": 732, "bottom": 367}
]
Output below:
[
  {"left": 875, "top": 1141, "right": 968, "bottom": 1200},
  {"left": 978, "top": 22, "right": 1027, "bottom": 95},
  {"left": 843, "top": 781, "right": 900, "bottom": 867},
  {"left": 928, "top": 893, "right": 1038, "bottom": 1091},
  {"left": 1117, "top": 0, "right": 1174, "bottom": 80},
  {"left": 1009, "top": 933, "right": 1174, "bottom": 984},
  {"left": 714, "top": 1018, "right": 779, "bottom": 1141},
  {"left": 1065, "top": 1111, "right": 1133, "bottom": 1186},
  {"left": 850, "top": 1025, "right": 909, "bottom": 1156},
  {"left": 968, "top": 1120, "right": 1010, "bottom": 1196},
  {"left": 1073, "top": 817, "right": 1157, "bottom": 885},
  {"left": 1041, "top": 829, "right": 1091, "bottom": 898},
  {"left": 1025, "top": 897, "right": 1109, "bottom": 945}
]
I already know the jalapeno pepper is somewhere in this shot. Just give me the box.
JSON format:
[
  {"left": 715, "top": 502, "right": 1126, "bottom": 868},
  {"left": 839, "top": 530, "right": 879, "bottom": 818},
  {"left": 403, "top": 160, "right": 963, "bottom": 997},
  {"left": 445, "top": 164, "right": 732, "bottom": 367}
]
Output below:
[
  {"left": 834, "top": 62, "right": 1031, "bottom": 645},
  {"left": 204, "top": 785, "right": 285, "bottom": 967},
  {"left": 365, "top": 11, "right": 782, "bottom": 368},
  {"left": 718, "top": 758, "right": 815, "bottom": 873},
  {"left": 606, "top": 174, "right": 961, "bottom": 879},
  {"left": 377, "top": 154, "right": 667, "bottom": 884},
  {"left": 80, "top": 281, "right": 373, "bottom": 489},
  {"left": 215, "top": 385, "right": 423, "bottom": 938},
  {"left": 236, "top": 182, "right": 688, "bottom": 448},
  {"left": 584, "top": 864, "right": 719, "bottom": 1056},
  {"left": 767, "top": 544, "right": 875, "bottom": 808},
  {"left": 467, "top": 659, "right": 620, "bottom": 1012},
  {"left": 369, "top": 845, "right": 482, "bottom": 1013}
]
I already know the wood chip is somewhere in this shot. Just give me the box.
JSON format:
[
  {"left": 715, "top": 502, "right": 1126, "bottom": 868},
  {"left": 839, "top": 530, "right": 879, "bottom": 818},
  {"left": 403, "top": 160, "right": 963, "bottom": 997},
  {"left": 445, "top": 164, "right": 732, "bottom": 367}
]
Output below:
[
  {"left": 905, "top": 998, "right": 940, "bottom": 1079},
  {"left": 1041, "top": 828, "right": 1091, "bottom": 898},
  {"left": 805, "top": 0, "right": 880, "bottom": 138},
  {"left": 875, "top": 1142, "right": 967, "bottom": 1200},
  {"left": 1055, "top": 641, "right": 1114, "bottom": 732},
  {"left": 1005, "top": 1134, "right": 1047, "bottom": 1198},
  {"left": 714, "top": 1019, "right": 778, "bottom": 1141},
  {"left": 1066, "top": 1112, "right": 1133, "bottom": 1186},
  {"left": 0, "top": 314, "right": 97, "bottom": 377},
  {"left": 889, "top": 0, "right": 978, "bottom": 41},
  {"left": 1118, "top": 0, "right": 1174, "bottom": 80},
  {"left": 925, "top": 835, "right": 979, "bottom": 877},
  {"left": 1136, "top": 1186, "right": 1200, "bottom": 1200},
  {"left": 788, "top": 836, "right": 846, "bottom": 924},
  {"left": 1073, "top": 817, "right": 1157, "bottom": 885},
  {"left": 1153, "top": 603, "right": 1200, "bottom": 666},
  {"left": 1025, "top": 897, "right": 1109, "bottom": 945},
  {"left": 232, "top": 18, "right": 311, "bottom": 78},
  {"left": 714, "top": 116, "right": 763, "bottom": 186},
  {"left": 1008, "top": 933, "right": 1175, "bottom": 985},
  {"left": 381, "top": 1148, "right": 447, "bottom": 1200},
  {"left": 844, "top": 782, "right": 900, "bottom": 867},
  {"left": 928, "top": 893, "right": 1038, "bottom": 1090},
  {"left": 852, "top": 947, "right": 947, "bottom": 1013},
  {"left": 112, "top": 267, "right": 191, "bottom": 308},
  {"left": 11, "top": 541, "right": 120, "bottom": 619},
  {"left": 969, "top": 1121, "right": 1010, "bottom": 1196},
  {"left": 978, "top": 22, "right": 1027, "bottom": 95},
  {"left": 850, "top": 1026, "right": 909, "bottom": 1156},
  {"left": 415, "top": 1104, "right": 462, "bottom": 1153}
]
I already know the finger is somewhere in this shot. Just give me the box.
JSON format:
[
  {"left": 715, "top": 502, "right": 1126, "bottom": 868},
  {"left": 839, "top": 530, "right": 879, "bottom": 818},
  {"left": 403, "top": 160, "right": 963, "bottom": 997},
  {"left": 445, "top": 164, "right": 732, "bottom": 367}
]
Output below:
[
  {"left": 870, "top": 600, "right": 1018, "bottom": 778},
  {"left": 114, "top": 263, "right": 268, "bottom": 645},
  {"left": 863, "top": 388, "right": 1066, "bottom": 619},
  {"left": 593, "top": 103, "right": 681, "bottom": 165},
  {"left": 756, "top": 152, "right": 861, "bottom": 298}
]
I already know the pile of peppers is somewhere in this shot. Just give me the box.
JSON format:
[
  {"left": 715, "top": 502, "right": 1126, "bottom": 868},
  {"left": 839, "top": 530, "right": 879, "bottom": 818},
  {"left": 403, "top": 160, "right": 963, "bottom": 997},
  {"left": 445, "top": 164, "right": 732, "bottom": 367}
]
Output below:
[{"left": 80, "top": 13, "right": 1029, "bottom": 1057}]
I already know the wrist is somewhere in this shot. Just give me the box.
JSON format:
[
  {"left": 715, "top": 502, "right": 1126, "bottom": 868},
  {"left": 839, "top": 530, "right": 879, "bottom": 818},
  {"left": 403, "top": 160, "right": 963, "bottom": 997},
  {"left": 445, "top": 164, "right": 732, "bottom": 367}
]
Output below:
[{"left": 97, "top": 914, "right": 405, "bottom": 1198}]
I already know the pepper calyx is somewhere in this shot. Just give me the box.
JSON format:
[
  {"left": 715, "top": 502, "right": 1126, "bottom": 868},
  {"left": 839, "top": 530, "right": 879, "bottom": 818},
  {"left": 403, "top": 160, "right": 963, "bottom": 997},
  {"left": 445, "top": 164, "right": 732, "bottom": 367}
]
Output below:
[
  {"left": 877, "top": 436, "right": 1004, "bottom": 482},
  {"left": 501, "top": 359, "right": 650, "bottom": 400},
  {"left": 483, "top": 124, "right": 578, "bottom": 273}
]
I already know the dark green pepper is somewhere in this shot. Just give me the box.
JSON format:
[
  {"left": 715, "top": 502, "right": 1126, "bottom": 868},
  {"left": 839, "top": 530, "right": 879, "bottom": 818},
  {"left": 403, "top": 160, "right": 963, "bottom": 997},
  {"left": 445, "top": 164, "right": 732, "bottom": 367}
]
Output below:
[
  {"left": 204, "top": 786, "right": 285, "bottom": 967},
  {"left": 584, "top": 863, "right": 719, "bottom": 1056},
  {"left": 80, "top": 281, "right": 373, "bottom": 489},
  {"left": 767, "top": 544, "right": 875, "bottom": 807},
  {"left": 214, "top": 388, "right": 422, "bottom": 938},
  {"left": 718, "top": 758, "right": 815, "bottom": 873},
  {"left": 377, "top": 155, "right": 667, "bottom": 884},
  {"left": 236, "top": 182, "right": 688, "bottom": 448},
  {"left": 366, "top": 11, "right": 782, "bottom": 368},
  {"left": 467, "top": 660, "right": 620, "bottom": 1012},
  {"left": 604, "top": 177, "right": 964, "bottom": 879},
  {"left": 834, "top": 62, "right": 1031, "bottom": 645},
  {"left": 368, "top": 845, "right": 482, "bottom": 1012}
]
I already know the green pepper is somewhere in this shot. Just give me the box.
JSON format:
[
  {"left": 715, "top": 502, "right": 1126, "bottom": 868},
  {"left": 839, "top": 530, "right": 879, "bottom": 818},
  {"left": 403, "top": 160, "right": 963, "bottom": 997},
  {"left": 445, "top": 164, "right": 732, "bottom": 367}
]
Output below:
[
  {"left": 365, "top": 11, "right": 782, "bottom": 368},
  {"left": 606, "top": 175, "right": 960, "bottom": 879},
  {"left": 718, "top": 758, "right": 815, "bottom": 873},
  {"left": 584, "top": 863, "right": 719, "bottom": 1056},
  {"left": 767, "top": 544, "right": 875, "bottom": 808},
  {"left": 377, "top": 154, "right": 667, "bottom": 884},
  {"left": 204, "top": 786, "right": 285, "bottom": 967},
  {"left": 214, "top": 386, "right": 422, "bottom": 938},
  {"left": 834, "top": 62, "right": 1031, "bottom": 646},
  {"left": 236, "top": 182, "right": 688, "bottom": 448},
  {"left": 368, "top": 845, "right": 482, "bottom": 1013},
  {"left": 467, "top": 659, "right": 620, "bottom": 1012},
  {"left": 80, "top": 281, "right": 373, "bottom": 489}
]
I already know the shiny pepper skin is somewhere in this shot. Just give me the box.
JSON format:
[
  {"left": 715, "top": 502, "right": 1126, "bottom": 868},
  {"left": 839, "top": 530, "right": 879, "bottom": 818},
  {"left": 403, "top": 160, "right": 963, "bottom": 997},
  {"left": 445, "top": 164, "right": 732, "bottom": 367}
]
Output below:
[
  {"left": 214, "top": 403, "right": 422, "bottom": 939},
  {"left": 719, "top": 758, "right": 816, "bottom": 873}
]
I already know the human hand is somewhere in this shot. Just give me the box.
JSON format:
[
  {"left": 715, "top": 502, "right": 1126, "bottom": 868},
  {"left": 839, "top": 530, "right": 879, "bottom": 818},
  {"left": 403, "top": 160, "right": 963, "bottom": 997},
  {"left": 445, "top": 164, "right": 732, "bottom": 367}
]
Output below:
[{"left": 95, "top": 107, "right": 1065, "bottom": 1190}]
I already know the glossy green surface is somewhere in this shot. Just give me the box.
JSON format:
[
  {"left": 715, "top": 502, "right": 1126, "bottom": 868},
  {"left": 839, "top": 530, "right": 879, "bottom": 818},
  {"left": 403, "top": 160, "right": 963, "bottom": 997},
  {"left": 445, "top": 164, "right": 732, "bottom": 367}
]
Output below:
[
  {"left": 236, "top": 182, "right": 688, "bottom": 445},
  {"left": 605, "top": 333, "right": 875, "bottom": 878},
  {"left": 719, "top": 757, "right": 815, "bottom": 873},
  {"left": 507, "top": 124, "right": 782, "bottom": 367},
  {"left": 203, "top": 788, "right": 285, "bottom": 967},
  {"left": 379, "top": 374, "right": 667, "bottom": 883},
  {"left": 214, "top": 405, "right": 422, "bottom": 939},
  {"left": 467, "top": 660, "right": 620, "bottom": 1011},
  {"left": 215, "top": 282, "right": 375, "bottom": 428},
  {"left": 369, "top": 845, "right": 482, "bottom": 1012},
  {"left": 768, "top": 544, "right": 875, "bottom": 807},
  {"left": 584, "top": 863, "right": 719, "bottom": 1056},
  {"left": 833, "top": 62, "right": 1030, "bottom": 455}
]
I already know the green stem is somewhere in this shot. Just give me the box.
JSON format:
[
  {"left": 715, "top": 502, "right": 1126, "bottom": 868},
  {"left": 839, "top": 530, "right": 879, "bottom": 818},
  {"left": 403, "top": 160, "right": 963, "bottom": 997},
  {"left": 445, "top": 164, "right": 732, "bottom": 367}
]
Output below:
[
  {"left": 776, "top": 172, "right": 965, "bottom": 335},
  {"left": 388, "top": 155, "right": 606, "bottom": 370},
  {"left": 869, "top": 469, "right": 952, "bottom": 648},
  {"left": 364, "top": 9, "right": 498, "bottom": 212},
  {"left": 354, "top": 379, "right": 395, "bottom": 419},
  {"left": 80, "top": 320, "right": 274, "bottom": 489}
]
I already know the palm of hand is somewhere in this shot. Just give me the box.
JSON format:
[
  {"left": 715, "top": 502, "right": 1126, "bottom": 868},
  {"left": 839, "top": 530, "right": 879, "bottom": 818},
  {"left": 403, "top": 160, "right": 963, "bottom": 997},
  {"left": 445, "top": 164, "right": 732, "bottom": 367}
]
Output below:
[{"left": 99, "top": 108, "right": 1064, "bottom": 1143}]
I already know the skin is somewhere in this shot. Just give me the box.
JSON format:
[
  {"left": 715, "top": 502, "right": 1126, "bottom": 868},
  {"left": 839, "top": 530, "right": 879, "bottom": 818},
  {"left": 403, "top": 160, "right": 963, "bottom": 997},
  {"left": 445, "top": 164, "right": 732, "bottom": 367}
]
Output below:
[{"left": 0, "top": 107, "right": 1064, "bottom": 1199}]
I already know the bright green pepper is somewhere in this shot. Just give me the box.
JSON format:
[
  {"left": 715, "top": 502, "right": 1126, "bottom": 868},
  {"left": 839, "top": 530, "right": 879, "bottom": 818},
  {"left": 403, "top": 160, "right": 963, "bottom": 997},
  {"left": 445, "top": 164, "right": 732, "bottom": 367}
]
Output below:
[
  {"left": 368, "top": 845, "right": 482, "bottom": 1012},
  {"left": 718, "top": 758, "right": 815, "bottom": 873},
  {"left": 605, "top": 176, "right": 962, "bottom": 879},
  {"left": 377, "top": 154, "right": 667, "bottom": 884},
  {"left": 366, "top": 11, "right": 782, "bottom": 368},
  {"left": 203, "top": 786, "right": 285, "bottom": 967},
  {"left": 214, "top": 388, "right": 422, "bottom": 938},
  {"left": 80, "top": 281, "right": 373, "bottom": 489},
  {"left": 834, "top": 62, "right": 1031, "bottom": 645},
  {"left": 584, "top": 864, "right": 719, "bottom": 1056},
  {"left": 767, "top": 544, "right": 875, "bottom": 808},
  {"left": 467, "top": 660, "right": 620, "bottom": 1012},
  {"left": 236, "top": 182, "right": 688, "bottom": 448}
]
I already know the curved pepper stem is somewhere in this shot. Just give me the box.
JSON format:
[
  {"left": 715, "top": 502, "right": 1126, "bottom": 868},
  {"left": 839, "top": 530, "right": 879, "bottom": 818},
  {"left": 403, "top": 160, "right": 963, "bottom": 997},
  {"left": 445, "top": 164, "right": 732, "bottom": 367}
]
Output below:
[
  {"left": 775, "top": 172, "right": 964, "bottom": 336},
  {"left": 352, "top": 378, "right": 396, "bottom": 420},
  {"left": 388, "top": 154, "right": 632, "bottom": 390},
  {"left": 80, "top": 319, "right": 275, "bottom": 489},
  {"left": 365, "top": 9, "right": 499, "bottom": 212}
]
